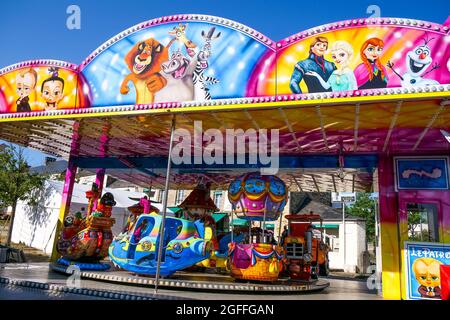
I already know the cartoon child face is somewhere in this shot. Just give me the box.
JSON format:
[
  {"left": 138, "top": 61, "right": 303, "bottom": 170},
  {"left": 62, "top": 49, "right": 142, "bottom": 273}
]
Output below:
[
  {"left": 331, "top": 49, "right": 349, "bottom": 67},
  {"left": 413, "top": 258, "right": 442, "bottom": 289},
  {"left": 41, "top": 80, "right": 64, "bottom": 104},
  {"left": 16, "top": 72, "right": 36, "bottom": 99},
  {"left": 311, "top": 41, "right": 328, "bottom": 57},
  {"left": 363, "top": 44, "right": 383, "bottom": 61}
]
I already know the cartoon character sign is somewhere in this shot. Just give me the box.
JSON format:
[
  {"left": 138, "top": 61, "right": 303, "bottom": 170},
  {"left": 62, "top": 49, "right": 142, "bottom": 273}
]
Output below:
[
  {"left": 306, "top": 41, "right": 357, "bottom": 91},
  {"left": 405, "top": 242, "right": 450, "bottom": 300},
  {"left": 40, "top": 67, "right": 65, "bottom": 110},
  {"left": 290, "top": 36, "right": 336, "bottom": 94},
  {"left": 192, "top": 27, "right": 221, "bottom": 100},
  {"left": 412, "top": 257, "right": 443, "bottom": 299},
  {"left": 0, "top": 64, "right": 86, "bottom": 114},
  {"left": 354, "top": 38, "right": 388, "bottom": 90},
  {"left": 120, "top": 38, "right": 169, "bottom": 104},
  {"left": 15, "top": 68, "right": 37, "bottom": 112},
  {"left": 155, "top": 23, "right": 199, "bottom": 102},
  {"left": 120, "top": 23, "right": 221, "bottom": 104},
  {"left": 387, "top": 36, "right": 440, "bottom": 87},
  {"left": 149, "top": 24, "right": 221, "bottom": 103}
]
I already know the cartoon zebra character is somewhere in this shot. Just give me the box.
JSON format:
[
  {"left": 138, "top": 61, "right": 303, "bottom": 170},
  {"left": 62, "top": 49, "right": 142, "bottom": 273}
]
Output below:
[{"left": 193, "top": 27, "right": 221, "bottom": 101}]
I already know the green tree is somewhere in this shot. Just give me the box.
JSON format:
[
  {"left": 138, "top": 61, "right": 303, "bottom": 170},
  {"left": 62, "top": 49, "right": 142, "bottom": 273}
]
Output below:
[
  {"left": 0, "top": 144, "right": 47, "bottom": 246},
  {"left": 407, "top": 210, "right": 423, "bottom": 237},
  {"left": 346, "top": 193, "right": 376, "bottom": 247}
]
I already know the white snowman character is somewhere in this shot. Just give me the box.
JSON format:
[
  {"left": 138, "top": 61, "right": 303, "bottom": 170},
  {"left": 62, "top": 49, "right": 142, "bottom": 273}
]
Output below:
[{"left": 387, "top": 37, "right": 440, "bottom": 87}]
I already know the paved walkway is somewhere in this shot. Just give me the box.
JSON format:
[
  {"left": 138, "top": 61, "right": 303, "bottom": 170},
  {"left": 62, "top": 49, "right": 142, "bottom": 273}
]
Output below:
[{"left": 0, "top": 262, "right": 382, "bottom": 300}]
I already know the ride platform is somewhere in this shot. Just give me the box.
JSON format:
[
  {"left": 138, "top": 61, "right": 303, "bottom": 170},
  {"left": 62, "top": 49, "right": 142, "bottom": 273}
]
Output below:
[{"left": 50, "top": 263, "right": 330, "bottom": 294}]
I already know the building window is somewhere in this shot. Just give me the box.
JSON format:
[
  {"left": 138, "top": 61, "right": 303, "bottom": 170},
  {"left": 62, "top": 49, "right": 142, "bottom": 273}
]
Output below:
[
  {"left": 175, "top": 190, "right": 185, "bottom": 206},
  {"left": 407, "top": 203, "right": 439, "bottom": 242},
  {"left": 213, "top": 191, "right": 223, "bottom": 208}
]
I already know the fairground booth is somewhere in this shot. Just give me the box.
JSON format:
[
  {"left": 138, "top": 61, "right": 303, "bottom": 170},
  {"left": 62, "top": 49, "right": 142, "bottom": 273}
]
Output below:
[{"left": 1, "top": 14, "right": 449, "bottom": 300}]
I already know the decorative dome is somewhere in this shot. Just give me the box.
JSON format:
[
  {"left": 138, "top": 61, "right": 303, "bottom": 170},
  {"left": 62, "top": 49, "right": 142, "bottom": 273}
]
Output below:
[
  {"left": 179, "top": 183, "right": 219, "bottom": 219},
  {"left": 228, "top": 172, "right": 288, "bottom": 221}
]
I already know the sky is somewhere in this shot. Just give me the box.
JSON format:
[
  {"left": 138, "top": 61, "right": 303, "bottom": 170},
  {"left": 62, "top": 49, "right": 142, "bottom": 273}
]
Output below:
[{"left": 0, "top": 0, "right": 449, "bottom": 166}]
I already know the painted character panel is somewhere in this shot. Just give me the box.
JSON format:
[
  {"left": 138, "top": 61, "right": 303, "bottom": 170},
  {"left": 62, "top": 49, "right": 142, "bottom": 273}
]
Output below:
[
  {"left": 354, "top": 38, "right": 388, "bottom": 90},
  {"left": 81, "top": 20, "right": 273, "bottom": 107},
  {"left": 387, "top": 36, "right": 440, "bottom": 87},
  {"left": 290, "top": 37, "right": 336, "bottom": 94},
  {"left": 405, "top": 242, "right": 450, "bottom": 300},
  {"left": 15, "top": 68, "right": 37, "bottom": 112},
  {"left": 0, "top": 64, "right": 87, "bottom": 113},
  {"left": 120, "top": 38, "right": 168, "bottom": 104},
  {"left": 277, "top": 22, "right": 450, "bottom": 95}
]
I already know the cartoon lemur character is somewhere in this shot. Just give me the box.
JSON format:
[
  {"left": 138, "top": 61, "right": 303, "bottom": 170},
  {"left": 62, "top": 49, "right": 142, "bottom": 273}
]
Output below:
[
  {"left": 192, "top": 27, "right": 221, "bottom": 101},
  {"left": 412, "top": 257, "right": 443, "bottom": 299},
  {"left": 120, "top": 38, "right": 168, "bottom": 104},
  {"left": 16, "top": 68, "right": 37, "bottom": 112},
  {"left": 387, "top": 36, "right": 440, "bottom": 87},
  {"left": 41, "top": 67, "right": 65, "bottom": 111}
]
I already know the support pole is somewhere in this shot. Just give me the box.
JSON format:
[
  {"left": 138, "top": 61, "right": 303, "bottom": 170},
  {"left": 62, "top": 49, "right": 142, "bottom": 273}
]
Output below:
[
  {"left": 378, "top": 154, "right": 402, "bottom": 299},
  {"left": 95, "top": 169, "right": 106, "bottom": 193},
  {"left": 230, "top": 211, "right": 234, "bottom": 243},
  {"left": 277, "top": 211, "right": 284, "bottom": 245},
  {"left": 342, "top": 200, "right": 346, "bottom": 269},
  {"left": 50, "top": 158, "right": 78, "bottom": 262},
  {"left": 93, "top": 168, "right": 106, "bottom": 212},
  {"left": 262, "top": 214, "right": 266, "bottom": 243},
  {"left": 155, "top": 116, "right": 176, "bottom": 293}
]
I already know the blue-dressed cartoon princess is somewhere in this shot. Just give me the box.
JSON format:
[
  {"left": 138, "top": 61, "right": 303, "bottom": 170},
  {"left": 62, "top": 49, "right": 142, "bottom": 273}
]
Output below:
[{"left": 306, "top": 41, "right": 357, "bottom": 92}]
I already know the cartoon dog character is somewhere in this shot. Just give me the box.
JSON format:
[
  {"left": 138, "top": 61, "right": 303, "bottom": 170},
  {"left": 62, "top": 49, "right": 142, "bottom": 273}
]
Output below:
[
  {"left": 412, "top": 257, "right": 443, "bottom": 299},
  {"left": 120, "top": 38, "right": 168, "bottom": 104}
]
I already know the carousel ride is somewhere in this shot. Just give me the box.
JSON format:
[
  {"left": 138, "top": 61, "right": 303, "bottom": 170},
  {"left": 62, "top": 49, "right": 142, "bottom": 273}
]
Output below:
[
  {"left": 108, "top": 213, "right": 212, "bottom": 276},
  {"left": 52, "top": 175, "right": 330, "bottom": 292},
  {"left": 227, "top": 173, "right": 287, "bottom": 282},
  {"left": 56, "top": 183, "right": 116, "bottom": 270},
  {"left": 177, "top": 182, "right": 245, "bottom": 270},
  {"left": 108, "top": 193, "right": 213, "bottom": 276}
]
